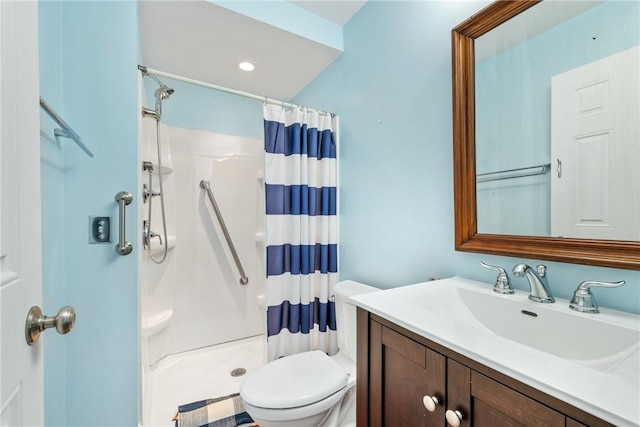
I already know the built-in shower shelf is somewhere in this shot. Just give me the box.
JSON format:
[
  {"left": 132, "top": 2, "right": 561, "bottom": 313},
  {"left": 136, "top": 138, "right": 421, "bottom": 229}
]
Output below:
[
  {"left": 149, "top": 235, "right": 177, "bottom": 257},
  {"left": 147, "top": 162, "right": 173, "bottom": 175},
  {"left": 256, "top": 170, "right": 264, "bottom": 182},
  {"left": 142, "top": 309, "right": 173, "bottom": 337},
  {"left": 254, "top": 232, "right": 265, "bottom": 243}
]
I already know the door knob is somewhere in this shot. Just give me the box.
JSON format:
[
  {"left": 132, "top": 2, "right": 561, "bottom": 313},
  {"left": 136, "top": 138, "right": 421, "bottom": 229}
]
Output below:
[{"left": 25, "top": 306, "right": 76, "bottom": 345}]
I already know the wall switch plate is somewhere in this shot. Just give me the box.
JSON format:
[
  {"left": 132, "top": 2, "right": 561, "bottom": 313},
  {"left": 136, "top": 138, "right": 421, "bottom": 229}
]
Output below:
[{"left": 89, "top": 216, "right": 111, "bottom": 244}]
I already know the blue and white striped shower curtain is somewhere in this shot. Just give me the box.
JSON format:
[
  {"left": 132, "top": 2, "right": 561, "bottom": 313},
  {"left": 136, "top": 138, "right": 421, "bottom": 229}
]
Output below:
[{"left": 263, "top": 104, "right": 338, "bottom": 361}]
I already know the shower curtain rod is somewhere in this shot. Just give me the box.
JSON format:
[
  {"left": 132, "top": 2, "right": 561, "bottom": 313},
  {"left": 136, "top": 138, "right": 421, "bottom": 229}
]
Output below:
[{"left": 138, "top": 65, "right": 334, "bottom": 116}]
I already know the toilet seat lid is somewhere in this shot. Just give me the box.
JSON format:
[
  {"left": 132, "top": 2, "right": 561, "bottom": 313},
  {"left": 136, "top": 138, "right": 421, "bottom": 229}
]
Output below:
[{"left": 240, "top": 350, "right": 348, "bottom": 409}]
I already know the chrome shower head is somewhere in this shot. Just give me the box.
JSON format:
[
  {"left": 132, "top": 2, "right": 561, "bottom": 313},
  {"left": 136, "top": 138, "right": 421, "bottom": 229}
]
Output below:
[
  {"left": 155, "top": 84, "right": 174, "bottom": 99},
  {"left": 153, "top": 84, "right": 174, "bottom": 118}
]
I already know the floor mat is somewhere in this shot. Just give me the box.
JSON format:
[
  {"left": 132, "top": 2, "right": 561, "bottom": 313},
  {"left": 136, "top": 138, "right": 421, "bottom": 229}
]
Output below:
[{"left": 173, "top": 393, "right": 256, "bottom": 427}]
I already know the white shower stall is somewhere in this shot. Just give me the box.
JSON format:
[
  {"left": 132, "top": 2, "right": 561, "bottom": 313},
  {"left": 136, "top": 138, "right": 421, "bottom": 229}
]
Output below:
[{"left": 139, "top": 116, "right": 267, "bottom": 425}]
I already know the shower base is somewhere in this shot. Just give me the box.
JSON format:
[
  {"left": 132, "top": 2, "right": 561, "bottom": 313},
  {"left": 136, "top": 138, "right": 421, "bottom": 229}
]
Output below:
[{"left": 145, "top": 334, "right": 267, "bottom": 426}]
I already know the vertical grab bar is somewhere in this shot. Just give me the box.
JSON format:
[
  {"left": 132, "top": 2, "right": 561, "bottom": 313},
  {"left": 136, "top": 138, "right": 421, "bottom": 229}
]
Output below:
[
  {"left": 115, "top": 191, "right": 133, "bottom": 255},
  {"left": 200, "top": 180, "right": 249, "bottom": 285}
]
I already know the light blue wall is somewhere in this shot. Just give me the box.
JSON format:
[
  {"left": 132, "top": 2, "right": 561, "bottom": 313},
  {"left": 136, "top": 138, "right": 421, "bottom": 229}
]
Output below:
[
  {"left": 293, "top": 1, "right": 640, "bottom": 314},
  {"left": 475, "top": 1, "right": 640, "bottom": 236},
  {"left": 39, "top": 1, "right": 140, "bottom": 425},
  {"left": 38, "top": 3, "right": 640, "bottom": 426},
  {"left": 142, "top": 77, "right": 263, "bottom": 139},
  {"left": 39, "top": 2, "right": 67, "bottom": 425}
]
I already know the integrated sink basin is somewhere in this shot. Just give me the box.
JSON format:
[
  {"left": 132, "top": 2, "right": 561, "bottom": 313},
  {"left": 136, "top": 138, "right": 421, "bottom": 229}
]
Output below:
[
  {"left": 394, "top": 281, "right": 640, "bottom": 370},
  {"left": 351, "top": 276, "right": 640, "bottom": 426}
]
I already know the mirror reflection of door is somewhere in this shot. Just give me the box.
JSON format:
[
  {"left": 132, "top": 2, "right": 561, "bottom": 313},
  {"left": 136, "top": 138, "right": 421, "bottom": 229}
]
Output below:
[{"left": 551, "top": 46, "right": 639, "bottom": 241}]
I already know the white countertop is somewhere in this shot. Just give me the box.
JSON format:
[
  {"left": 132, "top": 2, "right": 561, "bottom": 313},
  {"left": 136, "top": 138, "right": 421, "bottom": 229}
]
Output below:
[{"left": 351, "top": 277, "right": 640, "bottom": 426}]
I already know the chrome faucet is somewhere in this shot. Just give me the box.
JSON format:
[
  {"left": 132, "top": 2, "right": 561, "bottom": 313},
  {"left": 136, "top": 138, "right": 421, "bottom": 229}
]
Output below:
[{"left": 512, "top": 263, "right": 555, "bottom": 303}]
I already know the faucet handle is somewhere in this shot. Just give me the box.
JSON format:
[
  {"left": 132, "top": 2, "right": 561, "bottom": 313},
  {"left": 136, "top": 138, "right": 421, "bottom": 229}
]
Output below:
[
  {"left": 480, "top": 262, "right": 514, "bottom": 294},
  {"left": 536, "top": 264, "right": 547, "bottom": 277},
  {"left": 569, "top": 280, "right": 625, "bottom": 314},
  {"left": 577, "top": 280, "right": 625, "bottom": 290}
]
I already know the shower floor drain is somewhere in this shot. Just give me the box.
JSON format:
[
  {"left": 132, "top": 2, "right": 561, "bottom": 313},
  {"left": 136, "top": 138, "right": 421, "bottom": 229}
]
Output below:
[{"left": 231, "top": 368, "right": 247, "bottom": 377}]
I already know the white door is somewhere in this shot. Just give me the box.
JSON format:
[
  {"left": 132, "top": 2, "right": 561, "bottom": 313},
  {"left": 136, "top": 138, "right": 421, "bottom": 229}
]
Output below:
[
  {"left": 1, "top": 1, "right": 44, "bottom": 425},
  {"left": 551, "top": 46, "right": 640, "bottom": 240}
]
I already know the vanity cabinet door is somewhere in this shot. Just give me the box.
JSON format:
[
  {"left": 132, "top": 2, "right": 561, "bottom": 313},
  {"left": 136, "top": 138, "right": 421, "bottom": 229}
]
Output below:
[
  {"left": 361, "top": 312, "right": 614, "bottom": 427},
  {"left": 446, "top": 366, "right": 565, "bottom": 427},
  {"left": 369, "top": 321, "right": 446, "bottom": 427}
]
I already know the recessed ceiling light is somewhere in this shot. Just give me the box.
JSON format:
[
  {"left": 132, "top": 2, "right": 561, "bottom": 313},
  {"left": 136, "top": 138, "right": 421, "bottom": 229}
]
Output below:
[{"left": 238, "top": 61, "right": 255, "bottom": 72}]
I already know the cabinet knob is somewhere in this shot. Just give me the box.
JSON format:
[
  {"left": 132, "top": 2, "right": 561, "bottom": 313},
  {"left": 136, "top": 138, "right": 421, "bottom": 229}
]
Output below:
[
  {"left": 445, "top": 409, "right": 463, "bottom": 427},
  {"left": 422, "top": 395, "right": 439, "bottom": 412}
]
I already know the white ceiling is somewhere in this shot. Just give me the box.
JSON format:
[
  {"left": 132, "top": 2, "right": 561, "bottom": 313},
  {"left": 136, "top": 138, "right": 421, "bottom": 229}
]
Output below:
[
  {"left": 139, "top": 1, "right": 366, "bottom": 100},
  {"left": 289, "top": 0, "right": 365, "bottom": 26}
]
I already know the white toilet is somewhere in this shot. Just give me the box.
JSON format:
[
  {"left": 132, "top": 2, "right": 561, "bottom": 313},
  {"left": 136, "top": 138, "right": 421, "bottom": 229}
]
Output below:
[{"left": 240, "top": 280, "right": 378, "bottom": 427}]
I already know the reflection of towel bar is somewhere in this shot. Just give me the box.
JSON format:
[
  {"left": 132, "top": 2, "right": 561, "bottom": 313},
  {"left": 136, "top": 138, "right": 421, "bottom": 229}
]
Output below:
[
  {"left": 477, "top": 163, "right": 551, "bottom": 183},
  {"left": 39, "top": 96, "right": 94, "bottom": 158}
]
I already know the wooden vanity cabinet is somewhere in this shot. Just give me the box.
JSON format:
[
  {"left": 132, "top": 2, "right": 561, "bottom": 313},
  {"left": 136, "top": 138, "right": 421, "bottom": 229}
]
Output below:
[
  {"left": 357, "top": 309, "right": 613, "bottom": 427},
  {"left": 367, "top": 319, "right": 446, "bottom": 426},
  {"left": 448, "top": 359, "right": 565, "bottom": 427}
]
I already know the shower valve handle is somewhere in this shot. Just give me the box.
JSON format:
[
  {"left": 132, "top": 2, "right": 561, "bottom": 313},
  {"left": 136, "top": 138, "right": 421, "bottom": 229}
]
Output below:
[
  {"left": 142, "top": 184, "right": 161, "bottom": 203},
  {"left": 142, "top": 220, "right": 163, "bottom": 248},
  {"left": 149, "top": 232, "right": 163, "bottom": 246}
]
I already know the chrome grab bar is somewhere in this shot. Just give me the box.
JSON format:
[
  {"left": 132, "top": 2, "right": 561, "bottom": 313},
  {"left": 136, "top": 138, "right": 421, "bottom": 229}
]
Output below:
[
  {"left": 200, "top": 180, "right": 249, "bottom": 285},
  {"left": 115, "top": 191, "right": 133, "bottom": 255}
]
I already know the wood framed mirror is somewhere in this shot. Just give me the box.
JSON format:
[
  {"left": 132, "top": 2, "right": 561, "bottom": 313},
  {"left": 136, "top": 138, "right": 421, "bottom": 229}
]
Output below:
[{"left": 452, "top": 0, "right": 640, "bottom": 270}]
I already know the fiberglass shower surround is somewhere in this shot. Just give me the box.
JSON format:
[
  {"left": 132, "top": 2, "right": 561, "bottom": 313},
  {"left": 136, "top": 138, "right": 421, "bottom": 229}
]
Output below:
[
  {"left": 138, "top": 65, "right": 339, "bottom": 424},
  {"left": 138, "top": 120, "right": 266, "bottom": 425},
  {"left": 140, "top": 120, "right": 265, "bottom": 358}
]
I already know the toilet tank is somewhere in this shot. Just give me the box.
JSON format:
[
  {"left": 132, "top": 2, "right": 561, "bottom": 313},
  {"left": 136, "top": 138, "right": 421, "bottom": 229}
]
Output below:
[{"left": 334, "top": 280, "right": 379, "bottom": 361}]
